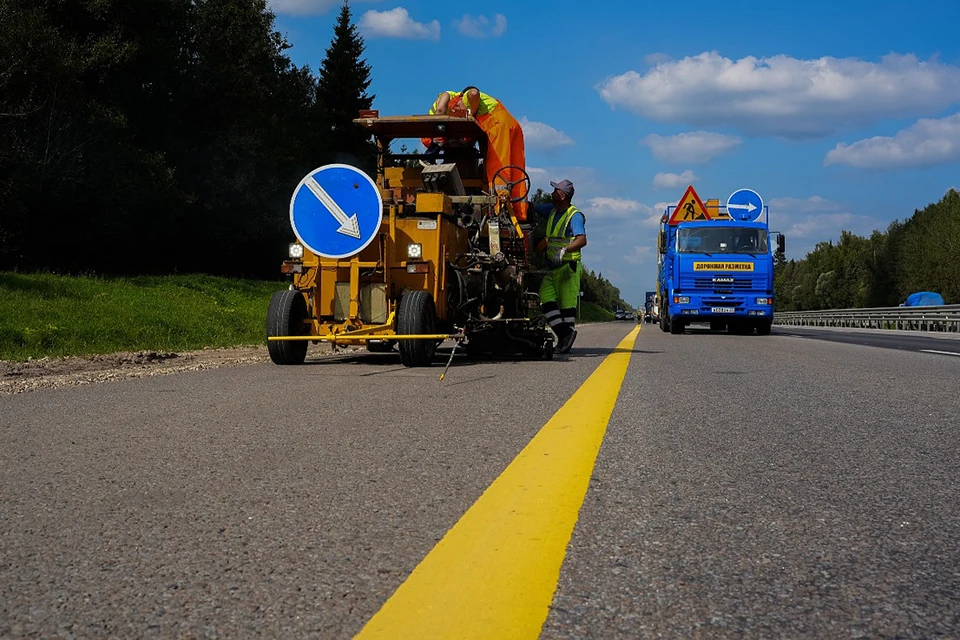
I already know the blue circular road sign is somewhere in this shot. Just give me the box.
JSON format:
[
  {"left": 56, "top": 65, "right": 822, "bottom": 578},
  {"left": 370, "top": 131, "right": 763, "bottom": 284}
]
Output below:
[
  {"left": 726, "top": 188, "right": 764, "bottom": 222},
  {"left": 290, "top": 164, "right": 383, "bottom": 259}
]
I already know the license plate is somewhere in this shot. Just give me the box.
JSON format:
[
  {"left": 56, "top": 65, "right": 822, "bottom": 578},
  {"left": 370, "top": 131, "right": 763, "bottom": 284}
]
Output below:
[{"left": 711, "top": 307, "right": 735, "bottom": 313}]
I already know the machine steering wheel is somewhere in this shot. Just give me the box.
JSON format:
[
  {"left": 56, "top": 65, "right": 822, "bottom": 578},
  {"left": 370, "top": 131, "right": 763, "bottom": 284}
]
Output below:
[{"left": 492, "top": 165, "right": 531, "bottom": 204}]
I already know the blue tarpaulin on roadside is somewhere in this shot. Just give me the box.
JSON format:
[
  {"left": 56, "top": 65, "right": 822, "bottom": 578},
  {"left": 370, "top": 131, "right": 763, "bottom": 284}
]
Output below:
[{"left": 903, "top": 291, "right": 945, "bottom": 306}]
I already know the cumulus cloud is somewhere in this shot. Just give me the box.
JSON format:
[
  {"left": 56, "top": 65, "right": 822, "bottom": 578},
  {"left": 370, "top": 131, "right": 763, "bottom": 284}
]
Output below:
[
  {"left": 453, "top": 13, "right": 507, "bottom": 38},
  {"left": 765, "top": 195, "right": 883, "bottom": 258},
  {"left": 653, "top": 170, "right": 699, "bottom": 189},
  {"left": 586, "top": 197, "right": 647, "bottom": 219},
  {"left": 598, "top": 52, "right": 960, "bottom": 139},
  {"left": 642, "top": 131, "right": 741, "bottom": 164},
  {"left": 268, "top": 0, "right": 340, "bottom": 15},
  {"left": 359, "top": 8, "right": 440, "bottom": 40},
  {"left": 824, "top": 112, "right": 960, "bottom": 169},
  {"left": 520, "top": 117, "right": 574, "bottom": 151}
]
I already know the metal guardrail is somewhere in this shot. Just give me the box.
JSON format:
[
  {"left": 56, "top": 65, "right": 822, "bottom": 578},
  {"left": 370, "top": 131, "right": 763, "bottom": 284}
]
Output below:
[{"left": 774, "top": 305, "right": 960, "bottom": 332}]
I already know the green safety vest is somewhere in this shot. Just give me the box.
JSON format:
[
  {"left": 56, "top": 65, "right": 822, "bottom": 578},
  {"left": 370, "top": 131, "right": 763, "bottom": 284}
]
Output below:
[{"left": 545, "top": 205, "right": 583, "bottom": 262}]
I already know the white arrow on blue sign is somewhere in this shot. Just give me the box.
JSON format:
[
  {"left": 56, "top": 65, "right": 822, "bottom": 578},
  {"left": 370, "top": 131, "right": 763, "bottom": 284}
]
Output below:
[
  {"left": 726, "top": 188, "right": 764, "bottom": 222},
  {"left": 290, "top": 164, "right": 383, "bottom": 259}
]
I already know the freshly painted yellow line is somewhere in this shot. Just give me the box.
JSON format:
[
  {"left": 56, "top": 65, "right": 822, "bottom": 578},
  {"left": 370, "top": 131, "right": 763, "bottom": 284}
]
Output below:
[{"left": 356, "top": 326, "right": 641, "bottom": 639}]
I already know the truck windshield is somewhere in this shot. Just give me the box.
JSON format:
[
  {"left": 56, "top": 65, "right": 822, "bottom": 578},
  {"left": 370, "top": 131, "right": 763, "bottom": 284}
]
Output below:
[{"left": 677, "top": 227, "right": 768, "bottom": 254}]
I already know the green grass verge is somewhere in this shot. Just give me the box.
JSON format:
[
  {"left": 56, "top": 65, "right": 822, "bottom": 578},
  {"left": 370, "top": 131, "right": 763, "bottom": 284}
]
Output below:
[
  {"left": 579, "top": 301, "right": 616, "bottom": 323},
  {"left": 1, "top": 272, "right": 625, "bottom": 362},
  {"left": 0, "top": 272, "right": 287, "bottom": 362}
]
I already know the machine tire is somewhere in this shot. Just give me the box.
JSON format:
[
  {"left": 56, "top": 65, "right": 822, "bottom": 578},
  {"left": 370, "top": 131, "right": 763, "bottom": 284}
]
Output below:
[
  {"left": 397, "top": 290, "right": 438, "bottom": 367},
  {"left": 541, "top": 338, "right": 555, "bottom": 361},
  {"left": 756, "top": 319, "right": 772, "bottom": 335},
  {"left": 669, "top": 317, "right": 685, "bottom": 334},
  {"left": 266, "top": 290, "right": 308, "bottom": 365},
  {"left": 659, "top": 313, "right": 669, "bottom": 333}
]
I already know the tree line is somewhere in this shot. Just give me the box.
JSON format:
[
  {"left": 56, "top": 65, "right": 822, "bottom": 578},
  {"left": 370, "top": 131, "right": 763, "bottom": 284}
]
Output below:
[
  {"left": 1, "top": 0, "right": 374, "bottom": 278},
  {"left": 775, "top": 189, "right": 959, "bottom": 309}
]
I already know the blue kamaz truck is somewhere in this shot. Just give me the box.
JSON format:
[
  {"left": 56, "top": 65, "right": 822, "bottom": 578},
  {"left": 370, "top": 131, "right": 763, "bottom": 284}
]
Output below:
[{"left": 657, "top": 186, "right": 784, "bottom": 335}]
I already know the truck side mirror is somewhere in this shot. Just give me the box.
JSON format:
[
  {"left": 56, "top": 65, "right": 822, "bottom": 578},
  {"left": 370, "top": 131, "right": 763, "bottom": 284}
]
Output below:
[{"left": 777, "top": 234, "right": 785, "bottom": 254}]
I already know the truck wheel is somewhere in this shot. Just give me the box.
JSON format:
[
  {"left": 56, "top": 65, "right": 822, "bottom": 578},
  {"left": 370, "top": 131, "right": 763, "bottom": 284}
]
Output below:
[
  {"left": 756, "top": 320, "right": 772, "bottom": 335},
  {"left": 266, "top": 290, "right": 308, "bottom": 365},
  {"left": 659, "top": 314, "right": 669, "bottom": 333},
  {"left": 669, "top": 318, "right": 685, "bottom": 334},
  {"left": 397, "top": 290, "right": 438, "bottom": 367}
]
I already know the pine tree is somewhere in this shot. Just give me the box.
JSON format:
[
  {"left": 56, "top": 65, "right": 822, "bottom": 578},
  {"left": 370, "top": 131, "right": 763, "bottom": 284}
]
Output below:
[{"left": 313, "top": 1, "right": 375, "bottom": 172}]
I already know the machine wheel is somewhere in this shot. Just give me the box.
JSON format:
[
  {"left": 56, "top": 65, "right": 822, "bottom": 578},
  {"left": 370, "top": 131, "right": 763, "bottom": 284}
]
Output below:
[
  {"left": 659, "top": 313, "right": 669, "bottom": 333},
  {"left": 669, "top": 317, "right": 685, "bottom": 334},
  {"left": 756, "top": 319, "right": 772, "bottom": 335},
  {"left": 397, "top": 290, "right": 438, "bottom": 367},
  {"left": 266, "top": 290, "right": 308, "bottom": 365},
  {"left": 541, "top": 337, "right": 555, "bottom": 360}
]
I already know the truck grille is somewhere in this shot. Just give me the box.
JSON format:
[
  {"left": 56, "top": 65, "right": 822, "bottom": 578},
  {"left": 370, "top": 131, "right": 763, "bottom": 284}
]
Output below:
[{"left": 678, "top": 276, "right": 764, "bottom": 291}]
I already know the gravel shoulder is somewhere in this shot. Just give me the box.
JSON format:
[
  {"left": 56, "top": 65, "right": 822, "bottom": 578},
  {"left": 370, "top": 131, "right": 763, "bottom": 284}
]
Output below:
[{"left": 0, "top": 344, "right": 351, "bottom": 395}]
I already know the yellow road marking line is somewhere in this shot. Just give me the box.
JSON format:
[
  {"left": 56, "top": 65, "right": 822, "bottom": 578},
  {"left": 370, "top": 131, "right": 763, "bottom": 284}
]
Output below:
[{"left": 356, "top": 326, "right": 642, "bottom": 639}]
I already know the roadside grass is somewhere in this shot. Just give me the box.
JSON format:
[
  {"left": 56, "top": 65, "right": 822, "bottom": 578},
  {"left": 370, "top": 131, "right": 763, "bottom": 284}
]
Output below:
[
  {"left": 0, "top": 272, "right": 286, "bottom": 362},
  {"left": 1, "top": 272, "right": 622, "bottom": 362},
  {"left": 579, "top": 301, "right": 616, "bottom": 323}
]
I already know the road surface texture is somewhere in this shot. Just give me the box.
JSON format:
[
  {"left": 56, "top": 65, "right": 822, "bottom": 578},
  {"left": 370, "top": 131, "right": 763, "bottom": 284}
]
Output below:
[{"left": 2, "top": 323, "right": 958, "bottom": 637}]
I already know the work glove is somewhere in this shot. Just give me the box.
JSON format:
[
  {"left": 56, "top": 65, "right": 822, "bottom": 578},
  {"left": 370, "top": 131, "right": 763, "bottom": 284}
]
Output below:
[{"left": 548, "top": 247, "right": 566, "bottom": 266}]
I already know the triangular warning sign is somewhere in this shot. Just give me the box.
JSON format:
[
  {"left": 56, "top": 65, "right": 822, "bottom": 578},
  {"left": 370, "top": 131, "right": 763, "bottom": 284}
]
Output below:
[{"left": 667, "top": 185, "right": 711, "bottom": 225}]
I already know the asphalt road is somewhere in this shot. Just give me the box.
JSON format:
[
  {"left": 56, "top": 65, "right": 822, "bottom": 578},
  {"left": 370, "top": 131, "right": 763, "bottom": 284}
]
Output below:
[{"left": 2, "top": 322, "right": 958, "bottom": 637}]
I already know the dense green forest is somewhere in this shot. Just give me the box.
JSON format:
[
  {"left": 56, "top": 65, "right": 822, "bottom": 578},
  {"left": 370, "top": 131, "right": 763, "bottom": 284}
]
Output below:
[
  {"left": 1, "top": 0, "right": 373, "bottom": 277},
  {"left": 775, "top": 189, "right": 959, "bottom": 309}
]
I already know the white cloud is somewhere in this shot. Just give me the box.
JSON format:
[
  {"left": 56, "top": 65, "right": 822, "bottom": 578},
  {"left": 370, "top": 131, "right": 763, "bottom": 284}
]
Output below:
[
  {"left": 624, "top": 246, "right": 655, "bottom": 265},
  {"left": 824, "top": 112, "right": 960, "bottom": 169},
  {"left": 268, "top": 0, "right": 340, "bottom": 15},
  {"left": 766, "top": 195, "right": 882, "bottom": 259},
  {"left": 653, "top": 170, "right": 698, "bottom": 189},
  {"left": 642, "top": 131, "right": 741, "bottom": 164},
  {"left": 769, "top": 195, "right": 844, "bottom": 213},
  {"left": 598, "top": 52, "right": 960, "bottom": 138},
  {"left": 586, "top": 197, "right": 647, "bottom": 219},
  {"left": 520, "top": 117, "right": 574, "bottom": 151},
  {"left": 359, "top": 8, "right": 440, "bottom": 41},
  {"left": 453, "top": 13, "right": 507, "bottom": 38}
]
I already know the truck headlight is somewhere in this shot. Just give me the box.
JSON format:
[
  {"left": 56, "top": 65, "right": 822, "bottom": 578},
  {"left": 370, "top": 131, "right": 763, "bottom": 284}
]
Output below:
[
  {"left": 756, "top": 297, "right": 772, "bottom": 305},
  {"left": 288, "top": 243, "right": 304, "bottom": 259},
  {"left": 407, "top": 243, "right": 423, "bottom": 259},
  {"left": 673, "top": 295, "right": 690, "bottom": 304}
]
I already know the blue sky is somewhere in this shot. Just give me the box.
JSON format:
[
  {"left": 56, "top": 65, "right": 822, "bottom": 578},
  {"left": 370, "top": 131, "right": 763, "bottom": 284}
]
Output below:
[{"left": 268, "top": 0, "right": 960, "bottom": 305}]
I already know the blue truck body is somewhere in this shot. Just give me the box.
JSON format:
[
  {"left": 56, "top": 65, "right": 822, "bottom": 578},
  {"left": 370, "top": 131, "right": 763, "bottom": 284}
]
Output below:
[{"left": 657, "top": 206, "right": 779, "bottom": 335}]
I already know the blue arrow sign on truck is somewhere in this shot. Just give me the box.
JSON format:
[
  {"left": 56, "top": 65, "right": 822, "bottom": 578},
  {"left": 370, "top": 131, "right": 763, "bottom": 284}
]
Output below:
[
  {"left": 290, "top": 164, "right": 383, "bottom": 259},
  {"left": 725, "top": 188, "right": 764, "bottom": 222}
]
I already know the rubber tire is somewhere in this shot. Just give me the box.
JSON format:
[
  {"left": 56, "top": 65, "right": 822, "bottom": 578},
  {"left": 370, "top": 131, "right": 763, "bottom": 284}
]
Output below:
[
  {"left": 659, "top": 313, "right": 669, "bottom": 333},
  {"left": 756, "top": 319, "right": 772, "bottom": 335},
  {"left": 397, "top": 290, "right": 437, "bottom": 367},
  {"left": 267, "top": 290, "right": 308, "bottom": 365},
  {"left": 669, "top": 317, "right": 685, "bottom": 334},
  {"left": 541, "top": 338, "right": 555, "bottom": 361}
]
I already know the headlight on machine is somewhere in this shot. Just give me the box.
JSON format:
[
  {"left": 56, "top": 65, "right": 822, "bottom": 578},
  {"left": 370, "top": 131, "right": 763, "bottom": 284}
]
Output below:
[
  {"left": 673, "top": 295, "right": 690, "bottom": 304},
  {"left": 407, "top": 243, "right": 423, "bottom": 259},
  {"left": 288, "top": 242, "right": 304, "bottom": 259},
  {"left": 756, "top": 297, "right": 772, "bottom": 305}
]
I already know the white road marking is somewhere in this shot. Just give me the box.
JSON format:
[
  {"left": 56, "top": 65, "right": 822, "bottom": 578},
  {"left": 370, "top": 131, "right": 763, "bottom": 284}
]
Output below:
[{"left": 920, "top": 349, "right": 960, "bottom": 357}]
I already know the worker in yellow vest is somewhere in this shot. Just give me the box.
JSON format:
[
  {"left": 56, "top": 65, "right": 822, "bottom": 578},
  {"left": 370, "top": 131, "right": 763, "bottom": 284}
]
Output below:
[
  {"left": 422, "top": 86, "right": 528, "bottom": 221},
  {"left": 533, "top": 179, "right": 587, "bottom": 354}
]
